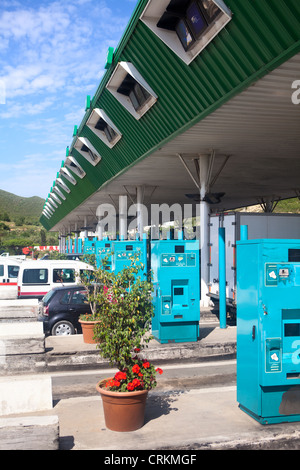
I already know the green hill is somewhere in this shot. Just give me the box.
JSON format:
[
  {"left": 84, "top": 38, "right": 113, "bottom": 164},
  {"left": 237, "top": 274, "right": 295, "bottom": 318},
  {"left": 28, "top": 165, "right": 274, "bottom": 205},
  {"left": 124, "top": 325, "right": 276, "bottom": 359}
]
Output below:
[
  {"left": 0, "top": 189, "right": 45, "bottom": 222},
  {"left": 275, "top": 198, "right": 300, "bottom": 213}
]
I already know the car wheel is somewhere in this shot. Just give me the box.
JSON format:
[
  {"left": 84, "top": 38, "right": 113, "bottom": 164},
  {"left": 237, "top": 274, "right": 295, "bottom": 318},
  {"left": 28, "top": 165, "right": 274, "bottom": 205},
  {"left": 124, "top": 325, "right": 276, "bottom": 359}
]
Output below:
[{"left": 51, "top": 321, "right": 75, "bottom": 336}]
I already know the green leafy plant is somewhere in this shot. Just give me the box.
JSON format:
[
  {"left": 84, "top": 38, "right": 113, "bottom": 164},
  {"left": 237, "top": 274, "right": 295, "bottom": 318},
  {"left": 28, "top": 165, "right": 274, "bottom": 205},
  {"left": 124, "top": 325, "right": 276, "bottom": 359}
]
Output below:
[
  {"left": 80, "top": 254, "right": 163, "bottom": 391},
  {"left": 79, "top": 313, "right": 101, "bottom": 322}
]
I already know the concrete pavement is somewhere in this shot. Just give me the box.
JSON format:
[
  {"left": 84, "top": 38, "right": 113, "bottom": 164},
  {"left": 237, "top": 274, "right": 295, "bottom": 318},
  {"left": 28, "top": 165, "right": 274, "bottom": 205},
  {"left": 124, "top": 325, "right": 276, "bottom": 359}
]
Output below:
[
  {"left": 44, "top": 324, "right": 237, "bottom": 372},
  {"left": 43, "top": 325, "right": 300, "bottom": 451},
  {"left": 52, "top": 385, "right": 300, "bottom": 450},
  {"left": 5, "top": 323, "right": 300, "bottom": 450}
]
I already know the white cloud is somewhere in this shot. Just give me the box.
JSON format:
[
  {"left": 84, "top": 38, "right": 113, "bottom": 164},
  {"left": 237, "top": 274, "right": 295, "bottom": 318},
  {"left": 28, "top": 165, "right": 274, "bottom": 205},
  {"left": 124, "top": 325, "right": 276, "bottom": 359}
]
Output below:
[
  {"left": 0, "top": 5, "right": 71, "bottom": 43},
  {"left": 0, "top": 1, "right": 117, "bottom": 100},
  {"left": 0, "top": 98, "right": 55, "bottom": 119},
  {"left": 0, "top": 0, "right": 136, "bottom": 198}
]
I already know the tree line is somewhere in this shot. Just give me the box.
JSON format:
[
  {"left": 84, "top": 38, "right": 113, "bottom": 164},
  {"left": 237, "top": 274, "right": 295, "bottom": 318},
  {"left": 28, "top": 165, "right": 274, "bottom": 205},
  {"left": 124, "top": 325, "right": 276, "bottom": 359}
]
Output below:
[{"left": 0, "top": 215, "right": 58, "bottom": 255}]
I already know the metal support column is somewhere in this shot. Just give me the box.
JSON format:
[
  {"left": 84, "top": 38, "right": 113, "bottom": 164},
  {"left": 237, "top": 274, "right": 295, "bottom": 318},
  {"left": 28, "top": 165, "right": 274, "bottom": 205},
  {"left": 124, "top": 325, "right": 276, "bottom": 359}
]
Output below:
[
  {"left": 218, "top": 226, "right": 226, "bottom": 329},
  {"left": 84, "top": 216, "right": 89, "bottom": 238},
  {"left": 136, "top": 186, "right": 145, "bottom": 239},
  {"left": 119, "top": 195, "right": 127, "bottom": 240},
  {"left": 199, "top": 155, "right": 210, "bottom": 307},
  {"left": 67, "top": 225, "right": 72, "bottom": 253},
  {"left": 74, "top": 222, "right": 79, "bottom": 253},
  {"left": 61, "top": 231, "right": 66, "bottom": 254}
]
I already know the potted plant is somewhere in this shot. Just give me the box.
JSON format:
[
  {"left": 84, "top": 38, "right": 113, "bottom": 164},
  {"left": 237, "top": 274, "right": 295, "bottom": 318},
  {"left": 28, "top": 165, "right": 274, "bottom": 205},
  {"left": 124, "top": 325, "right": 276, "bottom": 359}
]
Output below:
[
  {"left": 79, "top": 256, "right": 101, "bottom": 344},
  {"left": 78, "top": 313, "right": 101, "bottom": 344},
  {"left": 80, "top": 254, "right": 163, "bottom": 432}
]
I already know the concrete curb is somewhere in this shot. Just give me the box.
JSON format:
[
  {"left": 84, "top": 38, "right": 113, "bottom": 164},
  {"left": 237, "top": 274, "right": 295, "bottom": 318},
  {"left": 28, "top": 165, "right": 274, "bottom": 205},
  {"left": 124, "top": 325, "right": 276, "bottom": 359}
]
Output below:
[
  {"left": 44, "top": 326, "right": 237, "bottom": 372},
  {"left": 0, "top": 299, "right": 38, "bottom": 322},
  {"left": 0, "top": 415, "right": 59, "bottom": 450}
]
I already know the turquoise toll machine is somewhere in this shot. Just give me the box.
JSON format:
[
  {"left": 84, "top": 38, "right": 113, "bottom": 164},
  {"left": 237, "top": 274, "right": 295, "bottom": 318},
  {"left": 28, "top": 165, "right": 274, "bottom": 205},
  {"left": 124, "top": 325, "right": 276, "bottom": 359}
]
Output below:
[
  {"left": 83, "top": 238, "right": 96, "bottom": 254},
  {"left": 151, "top": 231, "right": 200, "bottom": 343},
  {"left": 112, "top": 234, "right": 148, "bottom": 277},
  {"left": 95, "top": 238, "right": 112, "bottom": 270},
  {"left": 237, "top": 237, "right": 300, "bottom": 424},
  {"left": 95, "top": 235, "right": 147, "bottom": 273}
]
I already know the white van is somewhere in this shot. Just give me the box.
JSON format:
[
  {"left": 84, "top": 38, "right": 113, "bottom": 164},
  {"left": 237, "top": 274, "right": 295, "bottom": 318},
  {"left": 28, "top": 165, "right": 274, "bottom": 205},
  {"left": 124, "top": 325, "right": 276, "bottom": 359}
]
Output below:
[
  {"left": 0, "top": 258, "right": 22, "bottom": 299},
  {"left": 17, "top": 260, "right": 94, "bottom": 299}
]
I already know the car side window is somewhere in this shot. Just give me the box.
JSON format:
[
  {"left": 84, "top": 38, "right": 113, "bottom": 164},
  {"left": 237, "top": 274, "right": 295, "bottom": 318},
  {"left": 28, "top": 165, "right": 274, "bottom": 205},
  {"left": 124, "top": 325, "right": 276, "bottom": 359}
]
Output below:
[
  {"left": 23, "top": 268, "right": 48, "bottom": 284},
  {"left": 60, "top": 291, "right": 72, "bottom": 304},
  {"left": 8, "top": 265, "right": 20, "bottom": 278},
  {"left": 71, "top": 290, "right": 89, "bottom": 305},
  {"left": 53, "top": 268, "right": 75, "bottom": 283}
]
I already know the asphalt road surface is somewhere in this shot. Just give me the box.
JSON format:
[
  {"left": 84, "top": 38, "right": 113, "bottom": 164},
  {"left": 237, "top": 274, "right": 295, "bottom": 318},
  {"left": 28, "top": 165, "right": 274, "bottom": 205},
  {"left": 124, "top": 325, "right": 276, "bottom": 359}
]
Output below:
[{"left": 50, "top": 358, "right": 237, "bottom": 401}]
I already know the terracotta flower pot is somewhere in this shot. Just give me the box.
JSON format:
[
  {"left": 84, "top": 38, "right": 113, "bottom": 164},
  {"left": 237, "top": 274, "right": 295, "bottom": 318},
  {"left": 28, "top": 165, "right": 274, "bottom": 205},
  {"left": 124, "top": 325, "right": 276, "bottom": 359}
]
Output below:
[
  {"left": 96, "top": 378, "right": 148, "bottom": 432},
  {"left": 79, "top": 320, "right": 100, "bottom": 344}
]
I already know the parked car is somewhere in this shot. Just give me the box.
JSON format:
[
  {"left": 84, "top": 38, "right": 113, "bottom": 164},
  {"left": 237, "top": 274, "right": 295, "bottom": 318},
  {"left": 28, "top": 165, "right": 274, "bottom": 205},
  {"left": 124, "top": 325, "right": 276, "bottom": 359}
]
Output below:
[
  {"left": 0, "top": 258, "right": 23, "bottom": 300},
  {"left": 38, "top": 285, "right": 92, "bottom": 336},
  {"left": 18, "top": 259, "right": 94, "bottom": 299}
]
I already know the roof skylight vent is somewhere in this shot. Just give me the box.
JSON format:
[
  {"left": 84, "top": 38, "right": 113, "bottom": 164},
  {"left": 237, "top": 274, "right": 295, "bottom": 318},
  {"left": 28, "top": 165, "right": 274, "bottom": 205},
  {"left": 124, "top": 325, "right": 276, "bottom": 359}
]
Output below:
[
  {"left": 106, "top": 62, "right": 157, "bottom": 120},
  {"left": 86, "top": 109, "right": 122, "bottom": 148},
  {"left": 73, "top": 137, "right": 101, "bottom": 166},
  {"left": 140, "top": 0, "right": 232, "bottom": 65}
]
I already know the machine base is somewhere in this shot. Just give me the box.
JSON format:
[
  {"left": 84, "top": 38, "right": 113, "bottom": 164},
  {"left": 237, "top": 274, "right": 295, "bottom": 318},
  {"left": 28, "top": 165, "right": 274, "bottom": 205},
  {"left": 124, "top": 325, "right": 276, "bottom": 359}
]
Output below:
[
  {"left": 239, "top": 404, "right": 300, "bottom": 425},
  {"left": 152, "top": 321, "right": 200, "bottom": 344},
  {"left": 153, "top": 336, "right": 198, "bottom": 344}
]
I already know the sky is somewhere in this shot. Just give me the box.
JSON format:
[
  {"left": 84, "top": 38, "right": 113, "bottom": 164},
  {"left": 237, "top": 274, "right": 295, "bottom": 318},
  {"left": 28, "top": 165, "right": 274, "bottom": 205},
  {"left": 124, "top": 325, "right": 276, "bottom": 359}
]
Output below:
[{"left": 0, "top": 0, "right": 138, "bottom": 199}]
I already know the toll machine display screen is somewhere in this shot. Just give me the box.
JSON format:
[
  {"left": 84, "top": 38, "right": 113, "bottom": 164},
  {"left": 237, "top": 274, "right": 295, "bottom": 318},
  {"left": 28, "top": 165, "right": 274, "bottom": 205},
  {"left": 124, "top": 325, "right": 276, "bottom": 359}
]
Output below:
[
  {"left": 288, "top": 249, "right": 300, "bottom": 262},
  {"left": 161, "top": 253, "right": 196, "bottom": 267}
]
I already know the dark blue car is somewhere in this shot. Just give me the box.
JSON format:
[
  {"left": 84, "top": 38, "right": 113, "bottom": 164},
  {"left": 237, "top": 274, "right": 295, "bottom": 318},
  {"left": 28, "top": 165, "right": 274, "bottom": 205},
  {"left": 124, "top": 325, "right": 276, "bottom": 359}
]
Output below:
[{"left": 38, "top": 285, "right": 91, "bottom": 336}]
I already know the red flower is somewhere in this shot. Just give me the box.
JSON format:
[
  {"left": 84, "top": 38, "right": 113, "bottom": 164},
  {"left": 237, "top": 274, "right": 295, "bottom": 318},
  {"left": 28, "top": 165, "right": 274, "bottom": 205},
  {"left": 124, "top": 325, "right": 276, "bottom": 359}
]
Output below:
[
  {"left": 132, "top": 378, "right": 141, "bottom": 388},
  {"left": 106, "top": 378, "right": 117, "bottom": 388},
  {"left": 134, "top": 348, "right": 140, "bottom": 352},
  {"left": 115, "top": 371, "right": 127, "bottom": 381},
  {"left": 127, "top": 378, "right": 142, "bottom": 391},
  {"left": 132, "top": 364, "right": 140, "bottom": 374},
  {"left": 156, "top": 368, "right": 163, "bottom": 375},
  {"left": 142, "top": 361, "right": 150, "bottom": 369}
]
